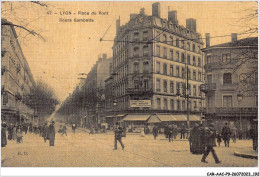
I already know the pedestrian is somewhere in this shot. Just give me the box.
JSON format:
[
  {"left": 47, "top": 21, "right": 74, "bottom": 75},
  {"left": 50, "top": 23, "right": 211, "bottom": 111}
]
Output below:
[
  {"left": 190, "top": 123, "right": 204, "bottom": 154},
  {"left": 201, "top": 123, "right": 221, "bottom": 164},
  {"left": 1, "top": 122, "right": 7, "bottom": 147},
  {"left": 29, "top": 123, "right": 33, "bottom": 133},
  {"left": 42, "top": 123, "right": 48, "bottom": 142},
  {"left": 47, "top": 121, "right": 56, "bottom": 146},
  {"left": 164, "top": 125, "right": 169, "bottom": 139},
  {"left": 180, "top": 124, "right": 186, "bottom": 139},
  {"left": 221, "top": 122, "right": 231, "bottom": 147},
  {"left": 23, "top": 123, "right": 28, "bottom": 134},
  {"left": 231, "top": 127, "right": 237, "bottom": 143},
  {"left": 216, "top": 132, "right": 222, "bottom": 147},
  {"left": 72, "top": 123, "right": 76, "bottom": 133},
  {"left": 89, "top": 125, "right": 94, "bottom": 135},
  {"left": 58, "top": 125, "right": 63, "bottom": 134},
  {"left": 152, "top": 126, "right": 159, "bottom": 140},
  {"left": 238, "top": 129, "right": 243, "bottom": 140},
  {"left": 113, "top": 122, "right": 124, "bottom": 150},
  {"left": 7, "top": 123, "right": 13, "bottom": 140},
  {"left": 12, "top": 125, "right": 17, "bottom": 141},
  {"left": 250, "top": 122, "right": 258, "bottom": 151},
  {"left": 168, "top": 125, "right": 173, "bottom": 142},
  {"left": 62, "top": 125, "right": 67, "bottom": 136},
  {"left": 16, "top": 126, "right": 23, "bottom": 144}
]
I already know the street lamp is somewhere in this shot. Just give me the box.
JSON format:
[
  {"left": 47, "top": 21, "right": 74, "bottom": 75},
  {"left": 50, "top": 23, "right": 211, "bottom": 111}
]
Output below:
[
  {"left": 113, "top": 100, "right": 117, "bottom": 126},
  {"left": 237, "top": 91, "right": 243, "bottom": 130}
]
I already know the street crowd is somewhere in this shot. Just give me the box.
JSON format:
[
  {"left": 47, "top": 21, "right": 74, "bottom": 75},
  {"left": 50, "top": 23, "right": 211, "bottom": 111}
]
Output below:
[{"left": 1, "top": 120, "right": 258, "bottom": 164}]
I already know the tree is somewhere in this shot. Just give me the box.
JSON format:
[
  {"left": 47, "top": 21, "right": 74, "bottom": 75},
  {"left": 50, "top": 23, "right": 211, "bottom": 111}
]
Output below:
[
  {"left": 1, "top": 1, "right": 50, "bottom": 41},
  {"left": 23, "top": 80, "right": 59, "bottom": 120}
]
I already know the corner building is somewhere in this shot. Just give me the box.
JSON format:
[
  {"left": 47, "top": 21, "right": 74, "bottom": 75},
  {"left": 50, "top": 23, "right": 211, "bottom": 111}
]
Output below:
[{"left": 110, "top": 3, "right": 204, "bottom": 127}]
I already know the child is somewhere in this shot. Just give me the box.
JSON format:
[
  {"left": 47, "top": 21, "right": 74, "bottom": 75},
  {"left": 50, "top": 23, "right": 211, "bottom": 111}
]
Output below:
[{"left": 217, "top": 132, "right": 222, "bottom": 147}]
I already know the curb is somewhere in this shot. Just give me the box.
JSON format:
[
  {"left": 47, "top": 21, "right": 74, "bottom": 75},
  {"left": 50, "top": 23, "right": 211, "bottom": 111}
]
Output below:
[{"left": 234, "top": 151, "right": 258, "bottom": 159}]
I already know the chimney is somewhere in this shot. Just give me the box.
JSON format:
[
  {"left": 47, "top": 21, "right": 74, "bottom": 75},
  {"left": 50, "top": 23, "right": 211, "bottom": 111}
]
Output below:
[
  {"left": 168, "top": 10, "right": 178, "bottom": 25},
  {"left": 231, "top": 33, "right": 237, "bottom": 43},
  {"left": 116, "top": 16, "right": 120, "bottom": 35},
  {"left": 140, "top": 8, "right": 145, "bottom": 15},
  {"left": 102, "top": 53, "right": 107, "bottom": 60},
  {"left": 186, "top": 18, "right": 196, "bottom": 32},
  {"left": 152, "top": 2, "right": 161, "bottom": 18},
  {"left": 205, "top": 33, "right": 210, "bottom": 48}
]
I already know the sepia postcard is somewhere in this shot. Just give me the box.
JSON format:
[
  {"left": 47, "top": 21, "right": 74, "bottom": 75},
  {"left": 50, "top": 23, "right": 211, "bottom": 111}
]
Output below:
[{"left": 0, "top": 1, "right": 259, "bottom": 176}]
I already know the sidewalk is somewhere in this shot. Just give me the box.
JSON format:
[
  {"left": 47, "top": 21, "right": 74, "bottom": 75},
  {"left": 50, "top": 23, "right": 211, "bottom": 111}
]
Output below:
[{"left": 234, "top": 149, "right": 258, "bottom": 159}]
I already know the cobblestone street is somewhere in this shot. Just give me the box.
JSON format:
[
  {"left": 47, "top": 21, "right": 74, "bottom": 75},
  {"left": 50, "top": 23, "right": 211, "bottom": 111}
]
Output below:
[{"left": 1, "top": 124, "right": 257, "bottom": 167}]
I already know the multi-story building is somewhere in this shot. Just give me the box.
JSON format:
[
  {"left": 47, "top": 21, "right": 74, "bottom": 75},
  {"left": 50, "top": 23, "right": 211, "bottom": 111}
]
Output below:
[
  {"left": 202, "top": 34, "right": 258, "bottom": 134},
  {"left": 108, "top": 3, "right": 205, "bottom": 127},
  {"left": 1, "top": 19, "right": 36, "bottom": 125}
]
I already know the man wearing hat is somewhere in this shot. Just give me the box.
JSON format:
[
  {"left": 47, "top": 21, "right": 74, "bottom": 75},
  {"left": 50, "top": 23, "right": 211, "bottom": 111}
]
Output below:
[
  {"left": 42, "top": 123, "right": 48, "bottom": 142},
  {"left": 201, "top": 123, "right": 221, "bottom": 164},
  {"left": 47, "top": 121, "right": 56, "bottom": 146},
  {"left": 113, "top": 122, "right": 124, "bottom": 150},
  {"left": 1, "top": 122, "right": 7, "bottom": 147}
]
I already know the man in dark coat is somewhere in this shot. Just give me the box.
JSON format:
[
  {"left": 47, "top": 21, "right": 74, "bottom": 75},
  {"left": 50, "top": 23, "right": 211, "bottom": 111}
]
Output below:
[
  {"left": 1, "top": 122, "right": 7, "bottom": 147},
  {"left": 201, "top": 124, "right": 220, "bottom": 164},
  {"left": 47, "top": 121, "right": 56, "bottom": 146},
  {"left": 7, "top": 124, "right": 13, "bottom": 140},
  {"left": 180, "top": 124, "right": 186, "bottom": 139},
  {"left": 221, "top": 122, "right": 231, "bottom": 147},
  {"left": 113, "top": 122, "right": 124, "bottom": 150},
  {"left": 42, "top": 123, "right": 48, "bottom": 142},
  {"left": 152, "top": 126, "right": 159, "bottom": 140}
]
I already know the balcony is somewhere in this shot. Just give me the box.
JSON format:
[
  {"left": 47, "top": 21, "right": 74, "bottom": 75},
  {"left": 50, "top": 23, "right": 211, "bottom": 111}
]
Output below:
[
  {"left": 200, "top": 83, "right": 216, "bottom": 93},
  {"left": 126, "top": 87, "right": 153, "bottom": 95},
  {"left": 207, "top": 107, "right": 257, "bottom": 115}
]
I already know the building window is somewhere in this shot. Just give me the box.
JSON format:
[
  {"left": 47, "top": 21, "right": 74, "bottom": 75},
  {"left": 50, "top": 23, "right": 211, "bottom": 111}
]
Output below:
[
  {"left": 198, "top": 57, "right": 201, "bottom": 67},
  {"left": 181, "top": 40, "right": 185, "bottom": 49},
  {"left": 176, "top": 38, "right": 179, "bottom": 47},
  {"left": 170, "top": 49, "right": 173, "bottom": 60},
  {"left": 192, "top": 44, "right": 196, "bottom": 52},
  {"left": 134, "top": 62, "right": 139, "bottom": 73},
  {"left": 143, "top": 30, "right": 149, "bottom": 41},
  {"left": 187, "top": 42, "right": 190, "bottom": 51},
  {"left": 143, "top": 61, "right": 149, "bottom": 73},
  {"left": 222, "top": 53, "right": 231, "bottom": 63},
  {"left": 223, "top": 95, "right": 232, "bottom": 107},
  {"left": 176, "top": 51, "right": 179, "bottom": 62},
  {"left": 199, "top": 87, "right": 202, "bottom": 96},
  {"left": 163, "top": 47, "right": 167, "bottom": 58},
  {"left": 157, "top": 98, "right": 161, "bottom": 109},
  {"left": 170, "top": 81, "right": 174, "bottom": 93},
  {"left": 156, "top": 61, "right": 160, "bottom": 74},
  {"left": 133, "top": 46, "right": 139, "bottom": 57},
  {"left": 177, "top": 100, "right": 180, "bottom": 110},
  {"left": 144, "top": 79, "right": 149, "bottom": 90},
  {"left": 164, "top": 98, "right": 168, "bottom": 110},
  {"left": 156, "top": 31, "right": 160, "bottom": 42},
  {"left": 163, "top": 34, "right": 167, "bottom": 43},
  {"left": 156, "top": 79, "right": 161, "bottom": 92},
  {"left": 176, "top": 82, "right": 180, "bottom": 93},
  {"left": 170, "top": 36, "right": 173, "bottom": 45},
  {"left": 182, "top": 82, "right": 186, "bottom": 95},
  {"left": 193, "top": 85, "right": 197, "bottom": 96},
  {"left": 163, "top": 80, "right": 167, "bottom": 92},
  {"left": 198, "top": 71, "right": 201, "bottom": 81},
  {"left": 170, "top": 99, "right": 174, "bottom": 110},
  {"left": 182, "top": 100, "right": 185, "bottom": 111},
  {"left": 156, "top": 45, "right": 160, "bottom": 57},
  {"left": 181, "top": 53, "right": 185, "bottom": 63},
  {"left": 223, "top": 73, "right": 232, "bottom": 84},
  {"left": 134, "top": 80, "right": 139, "bottom": 89},
  {"left": 180, "top": 69, "right": 184, "bottom": 80},
  {"left": 163, "top": 63, "right": 167, "bottom": 75},
  {"left": 188, "top": 69, "right": 191, "bottom": 80},
  {"left": 170, "top": 65, "right": 174, "bottom": 76},
  {"left": 143, "top": 45, "right": 149, "bottom": 56},
  {"left": 134, "top": 31, "right": 139, "bottom": 41},
  {"left": 187, "top": 55, "right": 191, "bottom": 65},
  {"left": 193, "top": 70, "right": 196, "bottom": 80},
  {"left": 193, "top": 56, "right": 196, "bottom": 66},
  {"left": 176, "top": 66, "right": 180, "bottom": 77}
]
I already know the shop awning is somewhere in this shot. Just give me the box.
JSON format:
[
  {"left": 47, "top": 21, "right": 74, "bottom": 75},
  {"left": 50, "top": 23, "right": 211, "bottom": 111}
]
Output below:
[
  {"left": 156, "top": 114, "right": 175, "bottom": 122},
  {"left": 147, "top": 115, "right": 161, "bottom": 123},
  {"left": 122, "top": 114, "right": 151, "bottom": 122},
  {"left": 174, "top": 115, "right": 201, "bottom": 121}
]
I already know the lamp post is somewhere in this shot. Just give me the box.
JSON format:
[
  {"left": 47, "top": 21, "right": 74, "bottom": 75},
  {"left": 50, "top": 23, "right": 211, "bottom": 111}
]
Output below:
[
  {"left": 237, "top": 91, "right": 243, "bottom": 131},
  {"left": 113, "top": 100, "right": 117, "bottom": 126}
]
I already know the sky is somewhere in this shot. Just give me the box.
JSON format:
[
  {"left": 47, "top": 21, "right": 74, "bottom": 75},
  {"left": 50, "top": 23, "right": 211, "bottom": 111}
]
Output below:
[{"left": 1, "top": 1, "right": 258, "bottom": 102}]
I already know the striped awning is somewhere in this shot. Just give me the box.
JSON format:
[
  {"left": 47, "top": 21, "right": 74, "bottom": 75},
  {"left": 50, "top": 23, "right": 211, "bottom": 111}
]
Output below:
[
  {"left": 174, "top": 115, "right": 201, "bottom": 121},
  {"left": 156, "top": 114, "right": 175, "bottom": 122},
  {"left": 147, "top": 115, "right": 161, "bottom": 123}
]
